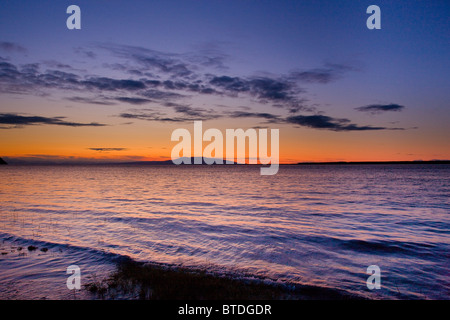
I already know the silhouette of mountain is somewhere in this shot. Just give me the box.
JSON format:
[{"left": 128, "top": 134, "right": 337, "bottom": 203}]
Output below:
[
  {"left": 121, "top": 157, "right": 238, "bottom": 165},
  {"left": 120, "top": 159, "right": 174, "bottom": 165},
  {"left": 295, "top": 160, "right": 450, "bottom": 165},
  {"left": 0, "top": 157, "right": 7, "bottom": 165}
]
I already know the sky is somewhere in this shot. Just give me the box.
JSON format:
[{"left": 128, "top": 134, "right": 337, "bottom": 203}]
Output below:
[{"left": 0, "top": 0, "right": 449, "bottom": 164}]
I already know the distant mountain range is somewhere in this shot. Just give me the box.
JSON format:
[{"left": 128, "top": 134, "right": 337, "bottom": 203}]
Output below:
[
  {"left": 120, "top": 157, "right": 239, "bottom": 165},
  {"left": 116, "top": 159, "right": 450, "bottom": 165},
  {"left": 100, "top": 159, "right": 450, "bottom": 165},
  {"left": 1, "top": 157, "right": 448, "bottom": 165},
  {"left": 296, "top": 160, "right": 450, "bottom": 165}
]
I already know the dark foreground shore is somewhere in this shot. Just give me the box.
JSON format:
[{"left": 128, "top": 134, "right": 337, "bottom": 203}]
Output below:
[
  {"left": 84, "top": 258, "right": 362, "bottom": 300},
  {"left": 1, "top": 240, "right": 362, "bottom": 300}
]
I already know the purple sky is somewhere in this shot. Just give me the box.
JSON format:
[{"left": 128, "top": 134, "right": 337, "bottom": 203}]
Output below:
[{"left": 0, "top": 0, "right": 449, "bottom": 163}]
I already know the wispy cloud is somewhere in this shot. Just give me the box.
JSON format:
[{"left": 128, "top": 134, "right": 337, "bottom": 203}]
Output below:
[
  {"left": 0, "top": 44, "right": 335, "bottom": 113},
  {"left": 97, "top": 43, "right": 195, "bottom": 78},
  {"left": 209, "top": 76, "right": 293, "bottom": 100},
  {"left": 67, "top": 96, "right": 116, "bottom": 105},
  {"left": 119, "top": 102, "right": 221, "bottom": 122},
  {"left": 227, "top": 111, "right": 281, "bottom": 122},
  {"left": 74, "top": 47, "right": 96, "bottom": 59},
  {"left": 169, "top": 103, "right": 221, "bottom": 120},
  {"left": 286, "top": 114, "right": 392, "bottom": 131},
  {"left": 0, "top": 43, "right": 405, "bottom": 132},
  {"left": 118, "top": 106, "right": 402, "bottom": 132},
  {"left": 355, "top": 104, "right": 406, "bottom": 114},
  {"left": 68, "top": 96, "right": 153, "bottom": 106},
  {"left": 82, "top": 77, "right": 146, "bottom": 91},
  {"left": 288, "top": 63, "right": 355, "bottom": 84},
  {"left": 87, "top": 148, "right": 128, "bottom": 152},
  {"left": 114, "top": 97, "right": 152, "bottom": 105},
  {"left": 0, "top": 41, "right": 27, "bottom": 53},
  {"left": 119, "top": 111, "right": 186, "bottom": 123},
  {"left": 0, "top": 113, "right": 106, "bottom": 129}
]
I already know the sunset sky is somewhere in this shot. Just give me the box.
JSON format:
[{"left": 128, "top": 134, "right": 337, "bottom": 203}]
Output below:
[{"left": 1, "top": 0, "right": 449, "bottom": 164}]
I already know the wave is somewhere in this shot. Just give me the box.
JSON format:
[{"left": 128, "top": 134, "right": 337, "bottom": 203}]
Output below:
[
  {"left": 0, "top": 231, "right": 364, "bottom": 300},
  {"left": 0, "top": 232, "right": 127, "bottom": 265},
  {"left": 334, "top": 238, "right": 442, "bottom": 257}
]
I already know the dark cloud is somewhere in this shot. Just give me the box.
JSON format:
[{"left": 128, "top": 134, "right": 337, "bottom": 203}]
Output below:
[
  {"left": 115, "top": 97, "right": 152, "bottom": 105},
  {"left": 0, "top": 113, "right": 106, "bottom": 129},
  {"left": 39, "top": 70, "right": 81, "bottom": 90},
  {"left": 286, "top": 114, "right": 388, "bottom": 131},
  {"left": 208, "top": 75, "right": 316, "bottom": 113},
  {"left": 98, "top": 44, "right": 194, "bottom": 78},
  {"left": 119, "top": 112, "right": 185, "bottom": 123},
  {"left": 227, "top": 109, "right": 398, "bottom": 131},
  {"left": 67, "top": 96, "right": 116, "bottom": 105},
  {"left": 289, "top": 63, "right": 354, "bottom": 84},
  {"left": 0, "top": 42, "right": 27, "bottom": 53},
  {"left": 0, "top": 60, "right": 150, "bottom": 94},
  {"left": 118, "top": 104, "right": 400, "bottom": 132},
  {"left": 98, "top": 42, "right": 231, "bottom": 79},
  {"left": 88, "top": 148, "right": 127, "bottom": 152},
  {"left": 160, "top": 79, "right": 218, "bottom": 95},
  {"left": 355, "top": 104, "right": 406, "bottom": 114},
  {"left": 0, "top": 61, "right": 21, "bottom": 81},
  {"left": 119, "top": 102, "right": 221, "bottom": 122},
  {"left": 289, "top": 70, "right": 337, "bottom": 84},
  {"left": 171, "top": 104, "right": 221, "bottom": 120},
  {"left": 20, "top": 63, "right": 40, "bottom": 74},
  {"left": 172, "top": 105, "right": 205, "bottom": 117},
  {"left": 68, "top": 96, "right": 153, "bottom": 105},
  {"left": 162, "top": 80, "right": 188, "bottom": 90},
  {"left": 209, "top": 76, "right": 250, "bottom": 92},
  {"left": 42, "top": 60, "right": 80, "bottom": 71},
  {"left": 209, "top": 75, "right": 303, "bottom": 109},
  {"left": 227, "top": 111, "right": 281, "bottom": 122},
  {"left": 200, "top": 87, "right": 216, "bottom": 94},
  {"left": 141, "top": 89, "right": 185, "bottom": 100},
  {"left": 0, "top": 62, "right": 82, "bottom": 93},
  {"left": 144, "top": 79, "right": 162, "bottom": 87},
  {"left": 0, "top": 43, "right": 370, "bottom": 130},
  {"left": 248, "top": 77, "right": 293, "bottom": 101},
  {"left": 0, "top": 57, "right": 196, "bottom": 115},
  {"left": 81, "top": 77, "right": 146, "bottom": 91},
  {"left": 0, "top": 45, "right": 311, "bottom": 111},
  {"left": 117, "top": 98, "right": 402, "bottom": 131}
]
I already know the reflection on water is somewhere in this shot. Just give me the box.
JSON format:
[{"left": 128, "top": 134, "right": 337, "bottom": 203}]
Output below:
[{"left": 0, "top": 164, "right": 449, "bottom": 299}]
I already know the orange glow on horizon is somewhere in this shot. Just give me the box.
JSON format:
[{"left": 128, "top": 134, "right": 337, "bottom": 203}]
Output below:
[{"left": 1, "top": 116, "right": 449, "bottom": 164}]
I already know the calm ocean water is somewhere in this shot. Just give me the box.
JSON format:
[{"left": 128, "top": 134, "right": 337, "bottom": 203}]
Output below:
[{"left": 0, "top": 164, "right": 449, "bottom": 299}]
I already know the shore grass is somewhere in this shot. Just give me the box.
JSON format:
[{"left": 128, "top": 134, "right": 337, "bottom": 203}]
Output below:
[{"left": 84, "top": 258, "right": 361, "bottom": 300}]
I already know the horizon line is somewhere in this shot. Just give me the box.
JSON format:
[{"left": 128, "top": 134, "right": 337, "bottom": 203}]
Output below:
[{"left": 1, "top": 156, "right": 449, "bottom": 166}]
